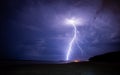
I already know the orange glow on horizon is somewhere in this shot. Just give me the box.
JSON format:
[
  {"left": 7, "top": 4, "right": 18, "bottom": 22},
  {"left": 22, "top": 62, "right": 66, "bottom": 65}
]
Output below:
[{"left": 74, "top": 60, "right": 80, "bottom": 63}]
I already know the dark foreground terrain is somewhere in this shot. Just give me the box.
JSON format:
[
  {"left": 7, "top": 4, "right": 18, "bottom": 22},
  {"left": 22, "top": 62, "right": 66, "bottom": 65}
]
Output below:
[{"left": 0, "top": 61, "right": 120, "bottom": 75}]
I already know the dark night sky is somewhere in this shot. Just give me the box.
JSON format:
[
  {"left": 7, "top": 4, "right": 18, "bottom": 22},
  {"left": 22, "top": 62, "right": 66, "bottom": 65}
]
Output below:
[{"left": 1, "top": 0, "right": 120, "bottom": 61}]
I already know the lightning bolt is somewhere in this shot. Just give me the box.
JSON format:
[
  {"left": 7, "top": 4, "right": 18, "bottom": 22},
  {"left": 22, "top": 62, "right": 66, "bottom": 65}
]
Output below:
[{"left": 66, "top": 23, "right": 77, "bottom": 60}]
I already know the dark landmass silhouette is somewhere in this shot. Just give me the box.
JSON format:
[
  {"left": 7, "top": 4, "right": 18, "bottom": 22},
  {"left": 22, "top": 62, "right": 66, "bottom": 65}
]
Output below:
[{"left": 89, "top": 51, "right": 120, "bottom": 62}]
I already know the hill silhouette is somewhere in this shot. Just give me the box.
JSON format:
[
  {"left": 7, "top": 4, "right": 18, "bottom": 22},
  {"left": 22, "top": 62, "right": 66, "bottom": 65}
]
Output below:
[{"left": 89, "top": 51, "right": 120, "bottom": 62}]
